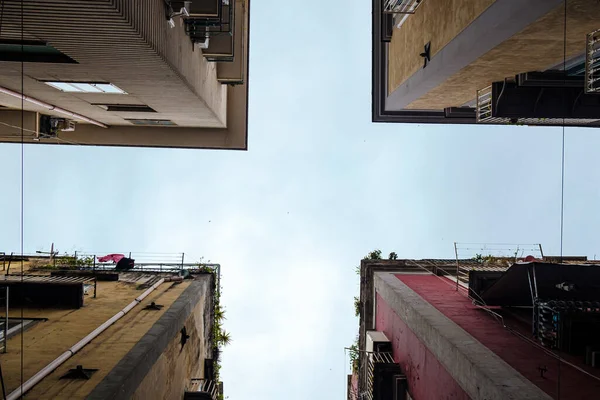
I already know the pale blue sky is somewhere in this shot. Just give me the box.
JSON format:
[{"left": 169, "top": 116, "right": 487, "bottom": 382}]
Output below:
[{"left": 1, "top": 0, "right": 599, "bottom": 399}]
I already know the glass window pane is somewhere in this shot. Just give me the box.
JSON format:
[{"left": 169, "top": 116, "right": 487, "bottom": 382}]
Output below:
[
  {"left": 46, "top": 82, "right": 82, "bottom": 92},
  {"left": 70, "top": 83, "right": 102, "bottom": 93},
  {"left": 95, "top": 83, "right": 126, "bottom": 94}
]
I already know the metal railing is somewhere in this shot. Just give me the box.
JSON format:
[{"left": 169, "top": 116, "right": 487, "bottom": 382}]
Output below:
[
  {"left": 383, "top": 0, "right": 423, "bottom": 14},
  {"left": 475, "top": 85, "right": 493, "bottom": 123},
  {"left": 187, "top": 379, "right": 219, "bottom": 399},
  {"left": 475, "top": 85, "right": 599, "bottom": 126},
  {"left": 365, "top": 352, "right": 395, "bottom": 400},
  {"left": 0, "top": 287, "right": 7, "bottom": 353},
  {"left": 585, "top": 28, "right": 600, "bottom": 94},
  {"left": 73, "top": 252, "right": 186, "bottom": 266}
]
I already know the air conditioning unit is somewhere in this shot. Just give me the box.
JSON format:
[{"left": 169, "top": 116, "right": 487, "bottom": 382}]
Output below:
[
  {"left": 39, "top": 115, "right": 75, "bottom": 138},
  {"left": 196, "top": 37, "right": 210, "bottom": 49},
  {"left": 57, "top": 119, "right": 75, "bottom": 132},
  {"left": 366, "top": 330, "right": 392, "bottom": 353}
]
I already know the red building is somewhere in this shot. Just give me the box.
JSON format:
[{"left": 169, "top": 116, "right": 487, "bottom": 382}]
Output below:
[{"left": 349, "top": 257, "right": 600, "bottom": 400}]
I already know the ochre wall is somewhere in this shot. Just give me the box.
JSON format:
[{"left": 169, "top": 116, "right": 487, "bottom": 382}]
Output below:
[
  {"left": 132, "top": 296, "right": 211, "bottom": 400},
  {"left": 405, "top": 0, "right": 600, "bottom": 110},
  {"left": 387, "top": 0, "right": 495, "bottom": 94}
]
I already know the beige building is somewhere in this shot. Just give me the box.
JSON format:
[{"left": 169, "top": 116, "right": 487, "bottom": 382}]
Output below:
[
  {"left": 0, "top": 254, "right": 224, "bottom": 400},
  {"left": 374, "top": 0, "right": 600, "bottom": 127},
  {"left": 0, "top": 0, "right": 250, "bottom": 149}
]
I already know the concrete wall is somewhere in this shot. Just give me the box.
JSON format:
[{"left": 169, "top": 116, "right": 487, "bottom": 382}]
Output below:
[
  {"left": 0, "top": 0, "right": 250, "bottom": 149},
  {"left": 131, "top": 295, "right": 211, "bottom": 400},
  {"left": 87, "top": 278, "right": 213, "bottom": 400},
  {"left": 376, "top": 293, "right": 470, "bottom": 400},
  {"left": 387, "top": 0, "right": 494, "bottom": 94},
  {"left": 386, "top": 0, "right": 600, "bottom": 112}
]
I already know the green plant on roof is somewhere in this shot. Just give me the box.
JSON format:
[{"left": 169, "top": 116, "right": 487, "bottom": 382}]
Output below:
[
  {"left": 348, "top": 249, "right": 398, "bottom": 376},
  {"left": 348, "top": 335, "right": 359, "bottom": 373}
]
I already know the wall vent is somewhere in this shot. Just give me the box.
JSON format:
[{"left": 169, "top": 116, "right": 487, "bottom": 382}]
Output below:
[
  {"left": 96, "top": 104, "right": 156, "bottom": 113},
  {"left": 125, "top": 119, "right": 176, "bottom": 126}
]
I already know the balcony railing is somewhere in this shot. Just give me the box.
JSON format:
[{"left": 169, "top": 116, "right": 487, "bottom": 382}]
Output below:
[
  {"left": 383, "top": 0, "right": 423, "bottom": 15},
  {"left": 365, "top": 352, "right": 395, "bottom": 400},
  {"left": 185, "top": 379, "right": 219, "bottom": 400},
  {"left": 475, "top": 85, "right": 599, "bottom": 126},
  {"left": 585, "top": 28, "right": 600, "bottom": 94}
]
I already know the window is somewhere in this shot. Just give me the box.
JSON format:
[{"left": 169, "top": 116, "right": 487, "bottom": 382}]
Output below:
[
  {"left": 0, "top": 40, "right": 77, "bottom": 63},
  {"left": 126, "top": 119, "right": 176, "bottom": 126},
  {"left": 95, "top": 104, "right": 156, "bottom": 113},
  {"left": 45, "top": 82, "right": 127, "bottom": 94}
]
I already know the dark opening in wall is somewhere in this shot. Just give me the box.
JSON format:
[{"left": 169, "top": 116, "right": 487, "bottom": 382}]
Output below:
[{"left": 0, "top": 40, "right": 77, "bottom": 63}]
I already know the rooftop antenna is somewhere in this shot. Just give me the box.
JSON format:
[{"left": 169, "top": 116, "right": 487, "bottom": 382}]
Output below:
[{"left": 36, "top": 242, "right": 58, "bottom": 262}]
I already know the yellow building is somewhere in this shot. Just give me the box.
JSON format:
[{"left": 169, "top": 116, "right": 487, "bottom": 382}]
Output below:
[
  {"left": 0, "top": 0, "right": 250, "bottom": 149},
  {"left": 373, "top": 0, "right": 600, "bottom": 127},
  {"left": 0, "top": 255, "right": 223, "bottom": 400}
]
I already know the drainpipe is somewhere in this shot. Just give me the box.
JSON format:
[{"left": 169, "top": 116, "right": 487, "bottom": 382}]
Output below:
[
  {"left": 0, "top": 86, "right": 108, "bottom": 128},
  {"left": 7, "top": 278, "right": 167, "bottom": 400}
]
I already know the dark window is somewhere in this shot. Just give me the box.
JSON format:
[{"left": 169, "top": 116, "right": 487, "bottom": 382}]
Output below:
[
  {"left": 126, "top": 119, "right": 176, "bottom": 126},
  {"left": 0, "top": 40, "right": 77, "bottom": 63},
  {"left": 96, "top": 104, "right": 156, "bottom": 113}
]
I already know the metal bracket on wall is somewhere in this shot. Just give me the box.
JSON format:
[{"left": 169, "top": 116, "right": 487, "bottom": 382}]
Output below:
[
  {"left": 181, "top": 326, "right": 191, "bottom": 349},
  {"left": 420, "top": 42, "right": 431, "bottom": 69},
  {"left": 142, "top": 302, "right": 164, "bottom": 311},
  {"left": 60, "top": 365, "right": 98, "bottom": 380}
]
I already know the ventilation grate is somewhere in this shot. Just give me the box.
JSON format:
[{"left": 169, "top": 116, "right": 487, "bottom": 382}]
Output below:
[
  {"left": 125, "top": 119, "right": 176, "bottom": 126},
  {"left": 96, "top": 104, "right": 156, "bottom": 113}
]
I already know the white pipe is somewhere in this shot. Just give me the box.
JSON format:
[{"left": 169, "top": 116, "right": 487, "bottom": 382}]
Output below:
[
  {"left": 0, "top": 86, "right": 108, "bottom": 128},
  {"left": 7, "top": 278, "right": 165, "bottom": 400}
]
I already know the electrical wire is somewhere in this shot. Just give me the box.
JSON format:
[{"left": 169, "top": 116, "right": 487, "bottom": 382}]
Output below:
[
  {"left": 557, "top": 1, "right": 568, "bottom": 396},
  {"left": 0, "top": 121, "right": 37, "bottom": 135},
  {"left": 19, "top": 0, "right": 24, "bottom": 396}
]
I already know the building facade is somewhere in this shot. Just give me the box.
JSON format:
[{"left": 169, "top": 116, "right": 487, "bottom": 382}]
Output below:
[
  {"left": 373, "top": 0, "right": 600, "bottom": 127},
  {"left": 351, "top": 257, "right": 600, "bottom": 400},
  {"left": 0, "top": 254, "right": 223, "bottom": 400},
  {"left": 0, "top": 0, "right": 250, "bottom": 149}
]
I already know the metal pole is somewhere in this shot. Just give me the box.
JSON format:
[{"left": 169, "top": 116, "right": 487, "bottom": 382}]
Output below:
[
  {"left": 0, "top": 360, "right": 7, "bottom": 399},
  {"left": 453, "top": 242, "right": 459, "bottom": 291},
  {"left": 181, "top": 253, "right": 185, "bottom": 269},
  {"left": 93, "top": 256, "right": 97, "bottom": 299},
  {"left": 4, "top": 287, "right": 8, "bottom": 353},
  {"left": 538, "top": 243, "right": 544, "bottom": 260},
  {"left": 6, "top": 253, "right": 12, "bottom": 275}
]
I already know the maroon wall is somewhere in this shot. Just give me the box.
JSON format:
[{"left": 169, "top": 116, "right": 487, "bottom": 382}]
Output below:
[
  {"left": 396, "top": 274, "right": 600, "bottom": 400},
  {"left": 375, "top": 293, "right": 470, "bottom": 400}
]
